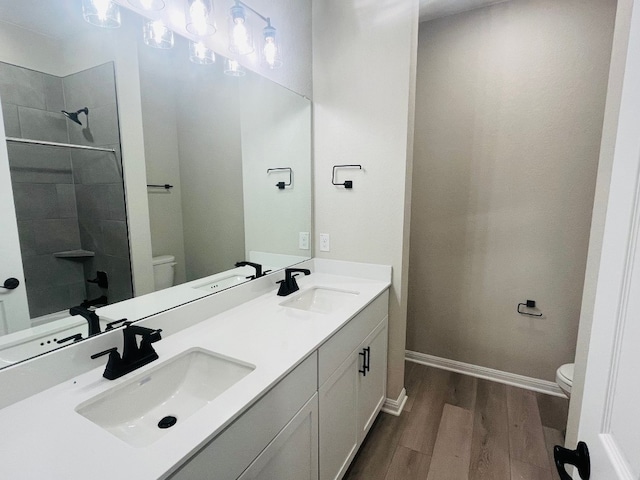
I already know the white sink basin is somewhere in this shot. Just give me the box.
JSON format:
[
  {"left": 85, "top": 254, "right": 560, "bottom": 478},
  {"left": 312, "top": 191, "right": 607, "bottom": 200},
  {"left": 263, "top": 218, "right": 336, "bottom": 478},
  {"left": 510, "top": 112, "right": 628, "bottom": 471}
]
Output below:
[
  {"left": 76, "top": 348, "right": 255, "bottom": 447},
  {"left": 194, "top": 275, "right": 249, "bottom": 293},
  {"left": 280, "top": 287, "right": 359, "bottom": 314}
]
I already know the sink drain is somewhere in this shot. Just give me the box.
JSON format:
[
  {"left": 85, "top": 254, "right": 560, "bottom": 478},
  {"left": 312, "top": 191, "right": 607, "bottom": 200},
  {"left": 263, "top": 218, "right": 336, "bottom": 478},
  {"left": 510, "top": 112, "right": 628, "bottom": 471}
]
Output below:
[{"left": 158, "top": 415, "right": 178, "bottom": 429}]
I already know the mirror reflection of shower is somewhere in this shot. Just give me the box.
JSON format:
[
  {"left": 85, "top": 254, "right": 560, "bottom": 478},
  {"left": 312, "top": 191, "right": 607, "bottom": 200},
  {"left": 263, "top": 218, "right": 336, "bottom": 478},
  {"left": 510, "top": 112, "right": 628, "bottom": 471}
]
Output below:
[
  {"left": 61, "top": 107, "right": 89, "bottom": 126},
  {"left": 1, "top": 60, "right": 132, "bottom": 331}
]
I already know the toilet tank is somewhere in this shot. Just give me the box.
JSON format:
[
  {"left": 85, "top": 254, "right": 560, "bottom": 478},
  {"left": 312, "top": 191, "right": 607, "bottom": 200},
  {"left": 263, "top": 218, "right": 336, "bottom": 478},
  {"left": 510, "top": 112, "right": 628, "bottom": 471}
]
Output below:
[{"left": 152, "top": 255, "right": 176, "bottom": 291}]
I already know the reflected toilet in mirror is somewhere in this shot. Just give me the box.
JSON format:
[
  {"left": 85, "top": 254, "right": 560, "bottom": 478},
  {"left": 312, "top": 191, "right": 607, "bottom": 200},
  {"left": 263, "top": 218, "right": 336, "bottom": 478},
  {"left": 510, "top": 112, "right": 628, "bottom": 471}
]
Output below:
[{"left": 152, "top": 255, "right": 177, "bottom": 291}]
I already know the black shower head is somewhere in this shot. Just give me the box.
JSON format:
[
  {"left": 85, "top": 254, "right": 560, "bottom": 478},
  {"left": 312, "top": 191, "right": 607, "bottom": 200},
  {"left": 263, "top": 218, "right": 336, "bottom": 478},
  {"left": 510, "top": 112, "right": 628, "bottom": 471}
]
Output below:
[{"left": 61, "top": 107, "right": 89, "bottom": 126}]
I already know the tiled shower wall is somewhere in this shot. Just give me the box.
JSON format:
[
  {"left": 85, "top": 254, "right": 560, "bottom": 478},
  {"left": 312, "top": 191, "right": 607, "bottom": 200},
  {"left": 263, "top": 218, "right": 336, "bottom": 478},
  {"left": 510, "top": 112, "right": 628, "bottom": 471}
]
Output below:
[{"left": 0, "top": 61, "right": 131, "bottom": 320}]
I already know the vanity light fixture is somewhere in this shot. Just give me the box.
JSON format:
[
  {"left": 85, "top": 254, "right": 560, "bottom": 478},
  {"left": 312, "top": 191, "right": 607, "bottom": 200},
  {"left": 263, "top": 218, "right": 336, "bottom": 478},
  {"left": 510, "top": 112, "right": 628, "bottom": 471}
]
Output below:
[
  {"left": 229, "top": 2, "right": 254, "bottom": 55},
  {"left": 186, "top": 0, "right": 216, "bottom": 36},
  {"left": 189, "top": 41, "right": 216, "bottom": 64},
  {"left": 127, "top": 0, "right": 165, "bottom": 11},
  {"left": 228, "top": 1, "right": 281, "bottom": 69},
  {"left": 262, "top": 23, "right": 281, "bottom": 69},
  {"left": 82, "top": 0, "right": 121, "bottom": 28},
  {"left": 143, "top": 20, "right": 174, "bottom": 48},
  {"left": 224, "top": 57, "right": 246, "bottom": 76}
]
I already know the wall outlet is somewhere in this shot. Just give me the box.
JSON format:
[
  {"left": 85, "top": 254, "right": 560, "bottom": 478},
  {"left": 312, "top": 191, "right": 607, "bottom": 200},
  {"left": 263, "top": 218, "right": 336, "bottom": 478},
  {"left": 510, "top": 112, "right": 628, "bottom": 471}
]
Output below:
[
  {"left": 299, "top": 232, "right": 310, "bottom": 250},
  {"left": 319, "top": 233, "right": 330, "bottom": 252}
]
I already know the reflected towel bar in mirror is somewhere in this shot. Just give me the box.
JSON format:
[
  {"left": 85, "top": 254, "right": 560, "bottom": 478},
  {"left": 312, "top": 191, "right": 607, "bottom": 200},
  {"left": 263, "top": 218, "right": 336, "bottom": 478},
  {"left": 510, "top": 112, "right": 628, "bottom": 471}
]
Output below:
[{"left": 267, "top": 167, "right": 292, "bottom": 189}]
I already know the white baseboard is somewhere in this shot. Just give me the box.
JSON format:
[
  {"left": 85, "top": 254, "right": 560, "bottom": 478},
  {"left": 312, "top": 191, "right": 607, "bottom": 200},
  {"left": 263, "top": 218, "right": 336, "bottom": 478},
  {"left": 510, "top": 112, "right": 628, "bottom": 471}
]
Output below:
[
  {"left": 405, "top": 350, "right": 567, "bottom": 398},
  {"left": 381, "top": 388, "right": 408, "bottom": 416}
]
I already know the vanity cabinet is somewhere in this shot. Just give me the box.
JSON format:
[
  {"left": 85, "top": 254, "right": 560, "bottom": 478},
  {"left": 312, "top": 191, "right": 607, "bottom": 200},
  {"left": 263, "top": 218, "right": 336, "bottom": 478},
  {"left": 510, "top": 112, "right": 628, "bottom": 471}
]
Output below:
[
  {"left": 318, "top": 292, "right": 389, "bottom": 480},
  {"left": 168, "top": 353, "right": 318, "bottom": 480},
  {"left": 169, "top": 290, "right": 389, "bottom": 480},
  {"left": 237, "top": 394, "right": 318, "bottom": 480}
]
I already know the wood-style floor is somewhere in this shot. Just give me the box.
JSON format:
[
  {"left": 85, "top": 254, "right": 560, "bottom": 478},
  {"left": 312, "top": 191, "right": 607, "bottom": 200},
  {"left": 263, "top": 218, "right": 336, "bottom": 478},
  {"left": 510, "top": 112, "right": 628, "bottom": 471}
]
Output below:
[{"left": 345, "top": 362, "right": 569, "bottom": 480}]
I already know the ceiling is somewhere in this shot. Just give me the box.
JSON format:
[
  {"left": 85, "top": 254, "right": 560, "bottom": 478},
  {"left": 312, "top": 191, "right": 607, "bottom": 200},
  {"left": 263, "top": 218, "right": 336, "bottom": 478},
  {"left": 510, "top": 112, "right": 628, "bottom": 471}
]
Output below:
[{"left": 419, "top": 0, "right": 510, "bottom": 22}]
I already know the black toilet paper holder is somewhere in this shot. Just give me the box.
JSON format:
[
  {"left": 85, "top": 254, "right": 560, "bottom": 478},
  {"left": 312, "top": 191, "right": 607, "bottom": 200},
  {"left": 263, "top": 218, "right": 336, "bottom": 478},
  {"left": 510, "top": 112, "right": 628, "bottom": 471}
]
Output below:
[{"left": 517, "top": 300, "right": 543, "bottom": 317}]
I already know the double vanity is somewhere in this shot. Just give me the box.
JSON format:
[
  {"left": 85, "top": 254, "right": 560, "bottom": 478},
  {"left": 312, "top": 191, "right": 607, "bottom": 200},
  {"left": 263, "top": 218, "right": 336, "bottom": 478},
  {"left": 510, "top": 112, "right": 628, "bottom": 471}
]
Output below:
[{"left": 0, "top": 259, "right": 391, "bottom": 480}]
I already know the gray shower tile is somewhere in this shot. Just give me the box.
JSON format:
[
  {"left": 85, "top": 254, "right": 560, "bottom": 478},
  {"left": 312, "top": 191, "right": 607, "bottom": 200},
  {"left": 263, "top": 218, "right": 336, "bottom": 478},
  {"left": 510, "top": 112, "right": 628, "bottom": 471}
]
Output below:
[
  {"left": 17, "top": 221, "right": 37, "bottom": 258},
  {"left": 8, "top": 143, "right": 73, "bottom": 184},
  {"left": 56, "top": 184, "right": 78, "bottom": 218},
  {"left": 12, "top": 183, "right": 59, "bottom": 220},
  {"left": 67, "top": 103, "right": 119, "bottom": 147},
  {"left": 68, "top": 282, "right": 88, "bottom": 306},
  {"left": 0, "top": 62, "right": 46, "bottom": 110},
  {"left": 43, "top": 74, "right": 65, "bottom": 113},
  {"left": 62, "top": 62, "right": 116, "bottom": 110},
  {"left": 18, "top": 107, "right": 69, "bottom": 143},
  {"left": 75, "top": 184, "right": 111, "bottom": 219},
  {"left": 100, "top": 220, "right": 129, "bottom": 258},
  {"left": 92, "top": 254, "right": 133, "bottom": 303},
  {"left": 27, "top": 284, "right": 74, "bottom": 319},
  {"left": 27, "top": 218, "right": 82, "bottom": 254},
  {"left": 71, "top": 147, "right": 121, "bottom": 184},
  {"left": 2, "top": 103, "right": 21, "bottom": 137},
  {"left": 22, "top": 254, "right": 84, "bottom": 289},
  {"left": 107, "top": 183, "right": 127, "bottom": 220}
]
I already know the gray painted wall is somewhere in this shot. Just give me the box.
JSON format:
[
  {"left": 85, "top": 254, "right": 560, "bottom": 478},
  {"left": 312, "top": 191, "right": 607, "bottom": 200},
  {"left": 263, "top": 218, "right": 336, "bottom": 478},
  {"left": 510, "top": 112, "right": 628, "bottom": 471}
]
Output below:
[{"left": 406, "top": 0, "right": 617, "bottom": 381}]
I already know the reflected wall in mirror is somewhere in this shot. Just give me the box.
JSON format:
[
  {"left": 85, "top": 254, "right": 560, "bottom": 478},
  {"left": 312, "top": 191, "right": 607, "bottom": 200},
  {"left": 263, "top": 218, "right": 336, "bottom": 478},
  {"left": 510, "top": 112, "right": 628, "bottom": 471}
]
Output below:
[{"left": 0, "top": 0, "right": 312, "bottom": 369}]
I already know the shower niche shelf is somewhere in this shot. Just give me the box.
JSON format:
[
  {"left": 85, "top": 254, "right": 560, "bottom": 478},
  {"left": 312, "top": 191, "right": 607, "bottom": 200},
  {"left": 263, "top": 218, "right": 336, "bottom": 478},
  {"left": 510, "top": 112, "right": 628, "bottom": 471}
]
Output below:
[{"left": 53, "top": 249, "right": 96, "bottom": 259}]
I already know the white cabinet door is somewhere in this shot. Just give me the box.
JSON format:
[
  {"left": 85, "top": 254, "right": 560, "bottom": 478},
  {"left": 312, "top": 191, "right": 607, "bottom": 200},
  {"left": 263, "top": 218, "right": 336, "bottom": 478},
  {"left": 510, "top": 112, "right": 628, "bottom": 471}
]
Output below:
[
  {"left": 0, "top": 119, "right": 30, "bottom": 334},
  {"left": 571, "top": 1, "right": 640, "bottom": 478},
  {"left": 357, "top": 318, "right": 387, "bottom": 442},
  {"left": 238, "top": 394, "right": 318, "bottom": 480},
  {"left": 318, "top": 350, "right": 359, "bottom": 480}
]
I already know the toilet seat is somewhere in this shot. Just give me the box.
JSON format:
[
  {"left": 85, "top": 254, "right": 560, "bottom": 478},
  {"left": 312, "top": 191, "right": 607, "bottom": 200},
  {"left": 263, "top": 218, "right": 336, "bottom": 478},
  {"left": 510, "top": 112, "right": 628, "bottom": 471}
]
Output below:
[{"left": 556, "top": 363, "right": 574, "bottom": 397}]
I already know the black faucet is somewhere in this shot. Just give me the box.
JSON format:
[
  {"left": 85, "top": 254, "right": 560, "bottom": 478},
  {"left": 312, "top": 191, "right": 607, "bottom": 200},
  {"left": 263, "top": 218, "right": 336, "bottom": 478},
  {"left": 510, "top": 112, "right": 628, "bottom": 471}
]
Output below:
[
  {"left": 235, "top": 261, "right": 271, "bottom": 279},
  {"left": 277, "top": 268, "right": 311, "bottom": 296},
  {"left": 90, "top": 322, "right": 163, "bottom": 380},
  {"left": 69, "top": 306, "right": 101, "bottom": 336}
]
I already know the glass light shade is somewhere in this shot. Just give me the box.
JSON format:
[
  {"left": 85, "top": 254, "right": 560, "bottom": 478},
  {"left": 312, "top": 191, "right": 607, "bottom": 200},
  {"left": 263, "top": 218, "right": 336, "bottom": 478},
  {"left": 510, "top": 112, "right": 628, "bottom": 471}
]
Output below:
[
  {"left": 143, "top": 20, "right": 174, "bottom": 49},
  {"left": 228, "top": 5, "right": 254, "bottom": 55},
  {"left": 127, "top": 0, "right": 165, "bottom": 11},
  {"left": 189, "top": 41, "right": 216, "bottom": 64},
  {"left": 82, "top": 0, "right": 121, "bottom": 28},
  {"left": 224, "top": 58, "right": 246, "bottom": 77},
  {"left": 262, "top": 26, "right": 282, "bottom": 69},
  {"left": 186, "top": 0, "right": 216, "bottom": 37}
]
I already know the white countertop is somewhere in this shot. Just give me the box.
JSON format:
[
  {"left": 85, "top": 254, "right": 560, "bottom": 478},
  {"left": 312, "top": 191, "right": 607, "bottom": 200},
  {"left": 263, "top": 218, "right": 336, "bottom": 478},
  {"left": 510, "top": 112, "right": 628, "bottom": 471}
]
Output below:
[{"left": 0, "top": 266, "right": 390, "bottom": 479}]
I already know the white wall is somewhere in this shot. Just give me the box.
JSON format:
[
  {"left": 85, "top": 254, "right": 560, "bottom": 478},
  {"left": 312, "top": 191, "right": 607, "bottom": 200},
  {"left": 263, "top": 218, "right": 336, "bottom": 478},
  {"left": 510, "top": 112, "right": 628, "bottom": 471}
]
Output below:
[
  {"left": 240, "top": 74, "right": 312, "bottom": 258},
  {"left": 407, "top": 0, "right": 616, "bottom": 381},
  {"left": 175, "top": 53, "right": 246, "bottom": 281},
  {"left": 312, "top": 0, "right": 419, "bottom": 399},
  {"left": 137, "top": 40, "right": 187, "bottom": 285}
]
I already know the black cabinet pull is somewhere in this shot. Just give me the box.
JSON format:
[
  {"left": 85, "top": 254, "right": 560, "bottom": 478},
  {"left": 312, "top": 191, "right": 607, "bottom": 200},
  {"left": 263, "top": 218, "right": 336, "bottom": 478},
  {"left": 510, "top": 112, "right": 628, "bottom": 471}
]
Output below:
[
  {"left": 359, "top": 347, "right": 371, "bottom": 376},
  {"left": 359, "top": 349, "right": 367, "bottom": 376},
  {"left": 554, "top": 441, "right": 590, "bottom": 480}
]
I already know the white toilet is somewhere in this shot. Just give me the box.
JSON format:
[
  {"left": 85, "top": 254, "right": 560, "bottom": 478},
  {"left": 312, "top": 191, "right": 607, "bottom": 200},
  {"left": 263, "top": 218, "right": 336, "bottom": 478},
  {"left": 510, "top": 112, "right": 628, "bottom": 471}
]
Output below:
[
  {"left": 556, "top": 363, "right": 574, "bottom": 398},
  {"left": 152, "top": 255, "right": 176, "bottom": 291}
]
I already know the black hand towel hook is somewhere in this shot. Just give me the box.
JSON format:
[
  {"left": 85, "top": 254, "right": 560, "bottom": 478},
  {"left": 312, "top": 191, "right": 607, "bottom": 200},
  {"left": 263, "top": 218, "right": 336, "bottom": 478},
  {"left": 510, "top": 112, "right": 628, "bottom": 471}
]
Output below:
[
  {"left": 332, "top": 164, "right": 362, "bottom": 189},
  {"left": 517, "top": 299, "right": 543, "bottom": 317},
  {"left": 267, "top": 167, "right": 292, "bottom": 189}
]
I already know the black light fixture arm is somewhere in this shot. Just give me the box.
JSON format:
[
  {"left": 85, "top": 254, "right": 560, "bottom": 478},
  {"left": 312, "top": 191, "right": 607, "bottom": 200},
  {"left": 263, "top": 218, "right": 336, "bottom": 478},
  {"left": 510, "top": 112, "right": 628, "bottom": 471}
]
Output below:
[{"left": 234, "top": 0, "right": 271, "bottom": 24}]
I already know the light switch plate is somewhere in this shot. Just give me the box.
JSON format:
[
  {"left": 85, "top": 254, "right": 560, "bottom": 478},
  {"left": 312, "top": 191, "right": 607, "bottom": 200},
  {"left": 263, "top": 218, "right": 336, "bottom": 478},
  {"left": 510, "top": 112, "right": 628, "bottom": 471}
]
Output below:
[
  {"left": 319, "top": 233, "right": 330, "bottom": 252},
  {"left": 299, "top": 232, "right": 310, "bottom": 250}
]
